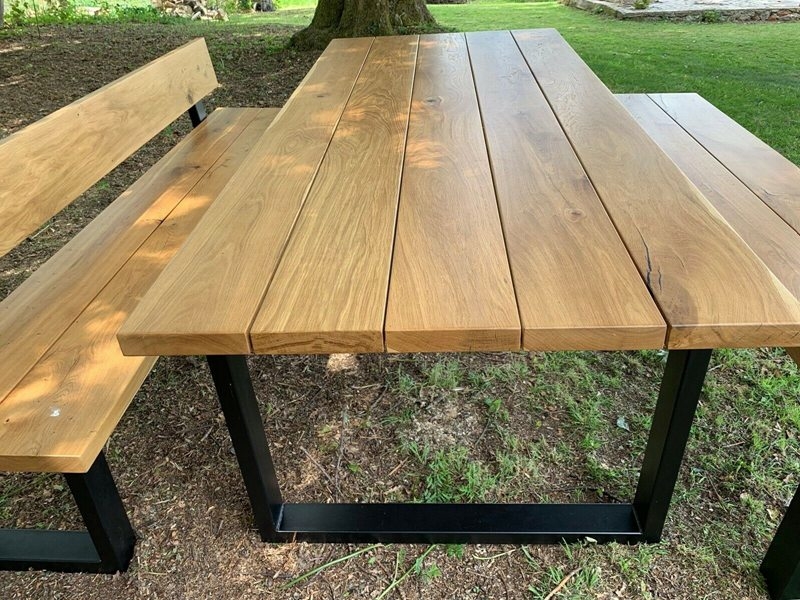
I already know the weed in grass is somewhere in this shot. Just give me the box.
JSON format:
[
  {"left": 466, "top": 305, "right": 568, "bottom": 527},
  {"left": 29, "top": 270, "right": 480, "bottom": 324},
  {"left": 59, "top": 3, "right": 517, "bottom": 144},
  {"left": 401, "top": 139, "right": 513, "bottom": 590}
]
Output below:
[
  {"left": 401, "top": 443, "right": 499, "bottom": 503},
  {"left": 281, "top": 543, "right": 383, "bottom": 589},
  {"left": 377, "top": 545, "right": 438, "bottom": 600},
  {"left": 401, "top": 439, "right": 431, "bottom": 465},
  {"left": 607, "top": 541, "right": 669, "bottom": 583},
  {"left": 425, "top": 358, "right": 462, "bottom": 390},
  {"left": 397, "top": 370, "right": 418, "bottom": 396},
  {"left": 484, "top": 396, "right": 509, "bottom": 422},
  {"left": 446, "top": 544, "right": 465, "bottom": 558},
  {"left": 528, "top": 565, "right": 599, "bottom": 600},
  {"left": 381, "top": 405, "right": 416, "bottom": 426},
  {"left": 480, "top": 357, "right": 531, "bottom": 385},
  {"left": 421, "top": 447, "right": 496, "bottom": 502},
  {"left": 585, "top": 454, "right": 626, "bottom": 489},
  {"left": 421, "top": 561, "right": 442, "bottom": 582}
]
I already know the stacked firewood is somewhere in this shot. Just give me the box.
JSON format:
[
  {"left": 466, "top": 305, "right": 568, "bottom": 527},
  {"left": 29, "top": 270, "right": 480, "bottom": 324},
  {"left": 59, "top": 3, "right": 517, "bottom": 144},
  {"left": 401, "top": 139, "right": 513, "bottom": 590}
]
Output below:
[{"left": 154, "top": 0, "right": 229, "bottom": 20}]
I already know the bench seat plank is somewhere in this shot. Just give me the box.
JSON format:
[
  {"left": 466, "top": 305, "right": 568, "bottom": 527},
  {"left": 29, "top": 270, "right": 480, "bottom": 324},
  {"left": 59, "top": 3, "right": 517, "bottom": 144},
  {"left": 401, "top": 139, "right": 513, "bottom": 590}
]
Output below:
[
  {"left": 466, "top": 31, "right": 665, "bottom": 351},
  {"left": 118, "top": 38, "right": 374, "bottom": 356},
  {"left": 649, "top": 93, "right": 800, "bottom": 237},
  {"left": 618, "top": 94, "right": 800, "bottom": 309},
  {"left": 384, "top": 33, "right": 521, "bottom": 352},
  {"left": 0, "top": 108, "right": 279, "bottom": 473},
  {"left": 0, "top": 107, "right": 263, "bottom": 407},
  {"left": 250, "top": 37, "right": 418, "bottom": 354},
  {"left": 0, "top": 38, "right": 218, "bottom": 258},
  {"left": 514, "top": 28, "right": 800, "bottom": 350}
]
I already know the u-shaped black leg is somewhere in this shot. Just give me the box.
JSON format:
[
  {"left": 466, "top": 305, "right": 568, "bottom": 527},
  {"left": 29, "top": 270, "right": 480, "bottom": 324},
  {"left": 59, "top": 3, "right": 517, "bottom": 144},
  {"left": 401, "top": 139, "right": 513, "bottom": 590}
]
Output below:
[
  {"left": 762, "top": 483, "right": 800, "bottom": 600},
  {"left": 0, "top": 452, "right": 135, "bottom": 573}
]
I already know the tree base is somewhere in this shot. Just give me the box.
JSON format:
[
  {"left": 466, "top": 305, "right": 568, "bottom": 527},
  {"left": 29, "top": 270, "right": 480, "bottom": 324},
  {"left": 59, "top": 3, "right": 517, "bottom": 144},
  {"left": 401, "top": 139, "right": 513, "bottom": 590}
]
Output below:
[
  {"left": 290, "top": 27, "right": 338, "bottom": 51},
  {"left": 289, "top": 0, "right": 443, "bottom": 51}
]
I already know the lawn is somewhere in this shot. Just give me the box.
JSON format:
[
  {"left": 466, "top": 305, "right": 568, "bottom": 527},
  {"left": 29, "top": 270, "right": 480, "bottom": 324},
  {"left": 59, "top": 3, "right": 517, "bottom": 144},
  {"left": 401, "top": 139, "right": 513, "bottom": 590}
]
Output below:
[{"left": 0, "top": 2, "right": 799, "bottom": 599}]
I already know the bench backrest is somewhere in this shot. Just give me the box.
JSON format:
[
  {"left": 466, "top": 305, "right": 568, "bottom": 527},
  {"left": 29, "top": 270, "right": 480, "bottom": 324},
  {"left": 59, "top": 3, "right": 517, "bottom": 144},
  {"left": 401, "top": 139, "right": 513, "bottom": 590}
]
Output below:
[{"left": 0, "top": 38, "right": 218, "bottom": 258}]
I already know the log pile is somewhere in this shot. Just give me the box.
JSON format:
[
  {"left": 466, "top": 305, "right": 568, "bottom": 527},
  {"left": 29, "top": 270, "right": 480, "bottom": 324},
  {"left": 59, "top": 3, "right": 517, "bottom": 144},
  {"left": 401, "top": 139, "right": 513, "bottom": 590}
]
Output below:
[{"left": 153, "top": 0, "right": 229, "bottom": 20}]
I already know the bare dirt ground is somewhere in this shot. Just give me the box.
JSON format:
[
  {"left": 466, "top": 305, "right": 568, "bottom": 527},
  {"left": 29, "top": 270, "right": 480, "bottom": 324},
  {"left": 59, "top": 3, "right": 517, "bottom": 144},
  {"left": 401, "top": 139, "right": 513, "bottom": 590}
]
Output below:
[{"left": 1, "top": 21, "right": 798, "bottom": 600}]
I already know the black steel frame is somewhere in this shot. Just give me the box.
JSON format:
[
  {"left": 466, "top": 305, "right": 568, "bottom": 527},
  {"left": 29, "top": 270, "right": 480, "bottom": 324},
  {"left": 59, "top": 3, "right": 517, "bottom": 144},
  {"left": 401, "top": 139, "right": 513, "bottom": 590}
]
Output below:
[
  {"left": 206, "top": 349, "right": 712, "bottom": 545},
  {"left": 188, "top": 101, "right": 208, "bottom": 128},
  {"left": 761, "top": 482, "right": 800, "bottom": 600},
  {"left": 0, "top": 452, "right": 136, "bottom": 573}
]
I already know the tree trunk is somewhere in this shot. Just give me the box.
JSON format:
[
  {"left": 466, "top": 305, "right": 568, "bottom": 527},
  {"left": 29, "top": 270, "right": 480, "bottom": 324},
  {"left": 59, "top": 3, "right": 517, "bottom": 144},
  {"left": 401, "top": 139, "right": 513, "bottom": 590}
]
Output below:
[{"left": 290, "top": 0, "right": 438, "bottom": 50}]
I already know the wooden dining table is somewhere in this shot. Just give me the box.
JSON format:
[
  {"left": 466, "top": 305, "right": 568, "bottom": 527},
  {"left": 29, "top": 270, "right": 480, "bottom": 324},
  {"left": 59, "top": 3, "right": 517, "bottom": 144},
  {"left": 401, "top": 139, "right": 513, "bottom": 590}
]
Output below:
[{"left": 118, "top": 29, "right": 799, "bottom": 598}]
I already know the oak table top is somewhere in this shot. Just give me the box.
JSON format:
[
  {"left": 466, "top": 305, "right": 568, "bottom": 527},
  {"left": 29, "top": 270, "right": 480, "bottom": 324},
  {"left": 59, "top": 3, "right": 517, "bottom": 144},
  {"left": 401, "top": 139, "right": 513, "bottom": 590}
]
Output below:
[{"left": 118, "top": 29, "right": 800, "bottom": 357}]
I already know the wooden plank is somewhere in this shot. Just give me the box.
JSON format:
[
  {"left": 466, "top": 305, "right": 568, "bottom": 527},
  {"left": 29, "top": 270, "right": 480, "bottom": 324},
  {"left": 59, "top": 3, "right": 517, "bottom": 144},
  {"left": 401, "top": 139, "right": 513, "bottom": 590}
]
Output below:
[
  {"left": 466, "top": 32, "right": 665, "bottom": 351},
  {"left": 514, "top": 29, "right": 800, "bottom": 349},
  {"left": 0, "top": 38, "right": 218, "bottom": 258},
  {"left": 384, "top": 33, "right": 520, "bottom": 352},
  {"left": 650, "top": 93, "right": 800, "bottom": 236},
  {"left": 250, "top": 37, "right": 418, "bottom": 354},
  {"left": 0, "top": 107, "right": 262, "bottom": 407},
  {"left": 786, "top": 347, "right": 800, "bottom": 367},
  {"left": 118, "top": 38, "right": 374, "bottom": 357},
  {"left": 618, "top": 94, "right": 800, "bottom": 308},
  {"left": 0, "top": 109, "right": 279, "bottom": 473}
]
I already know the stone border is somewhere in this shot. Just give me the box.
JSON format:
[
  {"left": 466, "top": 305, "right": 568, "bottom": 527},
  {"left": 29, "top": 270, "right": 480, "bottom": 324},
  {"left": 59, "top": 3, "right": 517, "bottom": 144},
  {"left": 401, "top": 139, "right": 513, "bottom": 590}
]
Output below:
[{"left": 563, "top": 0, "right": 800, "bottom": 21}]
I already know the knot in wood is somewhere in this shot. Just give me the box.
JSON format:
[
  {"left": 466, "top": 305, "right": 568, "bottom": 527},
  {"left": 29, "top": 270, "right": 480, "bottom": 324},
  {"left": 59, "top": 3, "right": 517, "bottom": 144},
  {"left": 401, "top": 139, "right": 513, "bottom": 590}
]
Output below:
[{"left": 564, "top": 207, "right": 585, "bottom": 222}]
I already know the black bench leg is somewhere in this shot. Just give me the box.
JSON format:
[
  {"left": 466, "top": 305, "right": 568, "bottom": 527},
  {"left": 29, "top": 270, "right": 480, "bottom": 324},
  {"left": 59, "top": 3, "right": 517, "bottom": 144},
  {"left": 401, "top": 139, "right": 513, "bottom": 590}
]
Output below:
[
  {"left": 65, "top": 452, "right": 136, "bottom": 572},
  {"left": 761, "top": 483, "right": 800, "bottom": 600},
  {"left": 0, "top": 452, "right": 135, "bottom": 573},
  {"left": 633, "top": 349, "right": 712, "bottom": 541},
  {"left": 206, "top": 355, "right": 287, "bottom": 542}
]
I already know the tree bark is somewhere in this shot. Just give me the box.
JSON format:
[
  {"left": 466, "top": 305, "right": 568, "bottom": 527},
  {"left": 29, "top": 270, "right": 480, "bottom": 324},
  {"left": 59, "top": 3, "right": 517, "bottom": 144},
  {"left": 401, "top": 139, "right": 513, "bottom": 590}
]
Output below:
[{"left": 290, "top": 0, "right": 438, "bottom": 50}]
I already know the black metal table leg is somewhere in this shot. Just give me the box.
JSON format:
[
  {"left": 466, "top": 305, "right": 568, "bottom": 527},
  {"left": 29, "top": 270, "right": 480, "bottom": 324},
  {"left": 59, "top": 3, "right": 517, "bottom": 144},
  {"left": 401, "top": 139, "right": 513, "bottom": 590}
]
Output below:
[
  {"left": 207, "top": 355, "right": 287, "bottom": 541},
  {"left": 761, "top": 483, "right": 800, "bottom": 600},
  {"left": 634, "top": 349, "right": 712, "bottom": 541},
  {"left": 209, "top": 350, "right": 710, "bottom": 545},
  {"left": 0, "top": 452, "right": 135, "bottom": 573}
]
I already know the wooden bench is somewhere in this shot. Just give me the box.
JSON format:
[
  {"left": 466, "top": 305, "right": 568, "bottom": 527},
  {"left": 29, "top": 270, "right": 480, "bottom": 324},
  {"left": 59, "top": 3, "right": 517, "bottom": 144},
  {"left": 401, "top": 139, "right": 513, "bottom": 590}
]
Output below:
[
  {"left": 0, "top": 38, "right": 279, "bottom": 573},
  {"left": 618, "top": 92, "right": 800, "bottom": 600}
]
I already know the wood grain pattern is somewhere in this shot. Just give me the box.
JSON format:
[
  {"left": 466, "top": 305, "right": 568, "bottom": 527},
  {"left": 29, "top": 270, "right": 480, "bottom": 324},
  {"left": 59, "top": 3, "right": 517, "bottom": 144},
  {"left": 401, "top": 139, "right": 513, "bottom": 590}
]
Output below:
[
  {"left": 467, "top": 31, "right": 665, "bottom": 351},
  {"left": 0, "top": 38, "right": 218, "bottom": 258},
  {"left": 650, "top": 93, "right": 800, "bottom": 236},
  {"left": 618, "top": 94, "right": 800, "bottom": 307},
  {"left": 514, "top": 29, "right": 800, "bottom": 349},
  {"left": 384, "top": 33, "right": 520, "bottom": 352},
  {"left": 118, "top": 38, "right": 374, "bottom": 356},
  {"left": 0, "top": 108, "right": 279, "bottom": 473},
  {"left": 0, "top": 107, "right": 261, "bottom": 408},
  {"left": 250, "top": 37, "right": 417, "bottom": 354}
]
